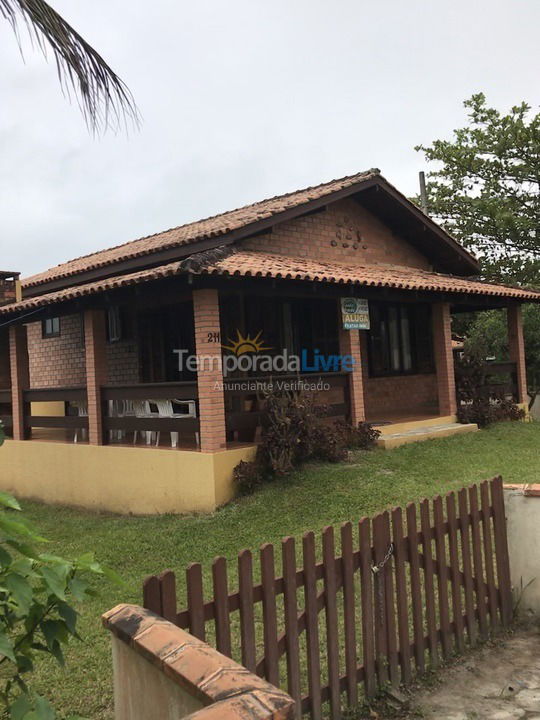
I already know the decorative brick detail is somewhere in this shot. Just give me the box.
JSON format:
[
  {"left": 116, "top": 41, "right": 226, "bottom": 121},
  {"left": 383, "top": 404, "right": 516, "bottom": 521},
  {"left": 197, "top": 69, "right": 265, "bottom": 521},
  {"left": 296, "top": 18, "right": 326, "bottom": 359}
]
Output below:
[
  {"left": 103, "top": 604, "right": 295, "bottom": 719},
  {"left": 507, "top": 303, "right": 528, "bottom": 404},
  {"left": 193, "top": 289, "right": 226, "bottom": 452},
  {"left": 338, "top": 326, "right": 365, "bottom": 425},
  {"left": 432, "top": 302, "right": 457, "bottom": 416},
  {"left": 9, "top": 324, "right": 30, "bottom": 440},
  {"left": 84, "top": 310, "right": 107, "bottom": 445},
  {"left": 242, "top": 199, "right": 432, "bottom": 270}
]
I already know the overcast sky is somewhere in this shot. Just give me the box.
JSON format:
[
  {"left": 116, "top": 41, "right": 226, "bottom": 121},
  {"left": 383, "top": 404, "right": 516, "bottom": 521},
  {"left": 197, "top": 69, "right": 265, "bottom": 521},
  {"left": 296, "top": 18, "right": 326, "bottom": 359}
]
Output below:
[{"left": 1, "top": 0, "right": 539, "bottom": 278}]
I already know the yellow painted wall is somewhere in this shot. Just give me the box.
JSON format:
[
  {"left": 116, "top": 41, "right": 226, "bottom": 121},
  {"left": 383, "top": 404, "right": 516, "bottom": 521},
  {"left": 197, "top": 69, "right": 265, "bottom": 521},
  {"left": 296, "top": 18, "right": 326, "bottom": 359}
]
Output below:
[
  {"left": 0, "top": 440, "right": 256, "bottom": 515},
  {"left": 30, "top": 402, "right": 65, "bottom": 417}
]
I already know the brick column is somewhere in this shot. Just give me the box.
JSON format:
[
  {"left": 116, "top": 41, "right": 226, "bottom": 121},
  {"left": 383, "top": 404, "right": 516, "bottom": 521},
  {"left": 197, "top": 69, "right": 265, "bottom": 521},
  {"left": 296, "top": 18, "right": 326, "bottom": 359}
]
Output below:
[
  {"left": 507, "top": 303, "right": 528, "bottom": 404},
  {"left": 432, "top": 302, "right": 457, "bottom": 416},
  {"left": 84, "top": 309, "right": 107, "bottom": 445},
  {"left": 9, "top": 324, "right": 29, "bottom": 440},
  {"left": 193, "top": 289, "right": 227, "bottom": 452},
  {"left": 339, "top": 328, "right": 366, "bottom": 425}
]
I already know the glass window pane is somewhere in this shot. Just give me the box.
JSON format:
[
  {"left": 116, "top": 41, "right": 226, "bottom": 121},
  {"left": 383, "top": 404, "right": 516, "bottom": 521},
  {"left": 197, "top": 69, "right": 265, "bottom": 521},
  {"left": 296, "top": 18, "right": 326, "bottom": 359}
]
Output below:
[
  {"left": 388, "top": 307, "right": 401, "bottom": 371},
  {"left": 400, "top": 307, "right": 412, "bottom": 371}
]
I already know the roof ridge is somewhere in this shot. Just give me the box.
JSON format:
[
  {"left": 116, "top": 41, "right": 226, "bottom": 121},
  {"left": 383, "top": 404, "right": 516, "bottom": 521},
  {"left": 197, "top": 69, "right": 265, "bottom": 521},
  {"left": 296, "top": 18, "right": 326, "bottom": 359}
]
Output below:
[{"left": 23, "top": 169, "right": 378, "bottom": 285}]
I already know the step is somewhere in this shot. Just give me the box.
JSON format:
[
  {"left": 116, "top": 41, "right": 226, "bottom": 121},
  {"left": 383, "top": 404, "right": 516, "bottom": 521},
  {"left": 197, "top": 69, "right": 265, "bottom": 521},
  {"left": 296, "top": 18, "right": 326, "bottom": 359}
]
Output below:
[
  {"left": 374, "top": 415, "right": 457, "bottom": 436},
  {"left": 376, "top": 421, "right": 479, "bottom": 450}
]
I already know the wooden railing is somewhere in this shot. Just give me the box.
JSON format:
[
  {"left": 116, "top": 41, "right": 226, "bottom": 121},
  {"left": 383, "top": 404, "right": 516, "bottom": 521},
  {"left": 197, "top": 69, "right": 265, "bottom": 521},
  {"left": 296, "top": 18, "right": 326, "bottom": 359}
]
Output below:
[
  {"left": 23, "top": 387, "right": 88, "bottom": 433},
  {"left": 101, "top": 382, "right": 199, "bottom": 438},
  {"left": 143, "top": 476, "right": 512, "bottom": 720},
  {"left": 0, "top": 389, "right": 12, "bottom": 437},
  {"left": 224, "top": 371, "right": 351, "bottom": 441},
  {"left": 455, "top": 360, "right": 518, "bottom": 403}
]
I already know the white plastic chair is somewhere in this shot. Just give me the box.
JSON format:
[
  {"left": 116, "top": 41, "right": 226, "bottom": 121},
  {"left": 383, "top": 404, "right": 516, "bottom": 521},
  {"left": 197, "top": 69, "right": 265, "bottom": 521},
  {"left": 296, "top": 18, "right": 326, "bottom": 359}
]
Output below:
[
  {"left": 132, "top": 400, "right": 157, "bottom": 446},
  {"left": 153, "top": 399, "right": 197, "bottom": 448},
  {"left": 73, "top": 402, "right": 88, "bottom": 444}
]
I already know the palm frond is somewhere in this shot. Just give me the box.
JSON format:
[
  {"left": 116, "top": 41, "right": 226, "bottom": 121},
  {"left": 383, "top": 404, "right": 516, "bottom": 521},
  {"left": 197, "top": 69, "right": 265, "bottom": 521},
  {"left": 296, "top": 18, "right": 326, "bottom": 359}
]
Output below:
[{"left": 1, "top": 0, "right": 139, "bottom": 132}]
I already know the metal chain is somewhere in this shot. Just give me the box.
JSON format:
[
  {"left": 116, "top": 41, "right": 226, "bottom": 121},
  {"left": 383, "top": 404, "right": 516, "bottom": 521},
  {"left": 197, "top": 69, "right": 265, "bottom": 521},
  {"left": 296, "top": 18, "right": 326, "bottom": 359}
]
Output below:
[{"left": 372, "top": 543, "right": 394, "bottom": 627}]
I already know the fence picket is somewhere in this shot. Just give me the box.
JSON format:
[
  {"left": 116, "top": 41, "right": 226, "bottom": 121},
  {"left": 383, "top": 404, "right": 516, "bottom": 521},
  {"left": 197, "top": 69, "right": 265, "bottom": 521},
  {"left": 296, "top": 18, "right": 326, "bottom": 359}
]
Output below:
[
  {"left": 391, "top": 507, "right": 412, "bottom": 684},
  {"left": 303, "top": 531, "right": 322, "bottom": 720},
  {"left": 212, "top": 557, "right": 232, "bottom": 657},
  {"left": 381, "top": 512, "right": 399, "bottom": 686},
  {"left": 340, "top": 522, "right": 358, "bottom": 708},
  {"left": 406, "top": 503, "right": 425, "bottom": 674},
  {"left": 238, "top": 550, "right": 256, "bottom": 672},
  {"left": 186, "top": 564, "right": 206, "bottom": 641},
  {"left": 458, "top": 488, "right": 477, "bottom": 646},
  {"left": 491, "top": 476, "right": 513, "bottom": 627},
  {"left": 322, "top": 527, "right": 341, "bottom": 719},
  {"left": 282, "top": 537, "right": 302, "bottom": 719},
  {"left": 142, "top": 574, "right": 161, "bottom": 616},
  {"left": 480, "top": 480, "right": 499, "bottom": 626},
  {"left": 261, "top": 543, "right": 280, "bottom": 686},
  {"left": 468, "top": 484, "right": 488, "bottom": 637},
  {"left": 420, "top": 499, "right": 438, "bottom": 668},
  {"left": 372, "top": 513, "right": 389, "bottom": 685},
  {"left": 158, "top": 570, "right": 177, "bottom": 624},
  {"left": 446, "top": 493, "right": 465, "bottom": 652},
  {"left": 359, "top": 517, "right": 376, "bottom": 699},
  {"left": 433, "top": 495, "right": 452, "bottom": 659}
]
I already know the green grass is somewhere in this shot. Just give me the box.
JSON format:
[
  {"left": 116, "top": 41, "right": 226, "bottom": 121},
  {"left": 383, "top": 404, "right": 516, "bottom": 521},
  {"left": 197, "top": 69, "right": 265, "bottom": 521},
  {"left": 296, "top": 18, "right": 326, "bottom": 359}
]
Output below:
[{"left": 19, "top": 421, "right": 540, "bottom": 718}]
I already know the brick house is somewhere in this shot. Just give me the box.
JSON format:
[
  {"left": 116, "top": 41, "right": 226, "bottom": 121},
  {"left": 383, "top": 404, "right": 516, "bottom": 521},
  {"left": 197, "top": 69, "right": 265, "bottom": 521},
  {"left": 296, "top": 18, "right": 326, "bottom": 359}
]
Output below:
[{"left": 0, "top": 170, "right": 538, "bottom": 514}]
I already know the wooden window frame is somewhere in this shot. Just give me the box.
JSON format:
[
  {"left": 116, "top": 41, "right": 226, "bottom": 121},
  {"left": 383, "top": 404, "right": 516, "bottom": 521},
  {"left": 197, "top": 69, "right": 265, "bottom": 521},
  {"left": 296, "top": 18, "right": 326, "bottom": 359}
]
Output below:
[{"left": 41, "top": 316, "right": 60, "bottom": 339}]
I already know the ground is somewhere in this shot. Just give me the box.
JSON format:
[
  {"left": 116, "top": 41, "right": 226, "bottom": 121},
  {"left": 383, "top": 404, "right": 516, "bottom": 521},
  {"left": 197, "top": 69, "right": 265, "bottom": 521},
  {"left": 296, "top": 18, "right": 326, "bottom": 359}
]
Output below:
[
  {"left": 17, "top": 421, "right": 540, "bottom": 719},
  {"left": 410, "top": 624, "right": 540, "bottom": 719}
]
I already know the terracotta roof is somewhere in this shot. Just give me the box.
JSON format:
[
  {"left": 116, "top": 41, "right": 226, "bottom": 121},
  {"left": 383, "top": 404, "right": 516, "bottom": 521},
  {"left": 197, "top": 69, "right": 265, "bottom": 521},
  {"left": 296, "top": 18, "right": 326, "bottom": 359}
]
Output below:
[
  {"left": 2, "top": 250, "right": 539, "bottom": 318},
  {"left": 203, "top": 251, "right": 540, "bottom": 300},
  {"left": 23, "top": 170, "right": 380, "bottom": 289}
]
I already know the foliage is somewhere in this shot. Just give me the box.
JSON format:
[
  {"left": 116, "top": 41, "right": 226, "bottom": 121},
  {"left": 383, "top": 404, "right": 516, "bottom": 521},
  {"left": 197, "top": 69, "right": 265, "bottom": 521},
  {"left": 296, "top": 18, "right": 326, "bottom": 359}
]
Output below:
[
  {"left": 234, "top": 388, "right": 379, "bottom": 495},
  {"left": 458, "top": 306, "right": 540, "bottom": 407},
  {"left": 455, "top": 354, "right": 525, "bottom": 428},
  {"left": 0, "top": 423, "right": 121, "bottom": 719},
  {"left": 415, "top": 93, "right": 540, "bottom": 284},
  {"left": 1, "top": 0, "right": 138, "bottom": 132}
]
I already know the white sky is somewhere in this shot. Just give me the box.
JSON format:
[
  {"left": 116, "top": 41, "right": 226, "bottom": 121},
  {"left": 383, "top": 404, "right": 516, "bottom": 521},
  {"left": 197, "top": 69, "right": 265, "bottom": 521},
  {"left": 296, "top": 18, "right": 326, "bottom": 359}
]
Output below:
[{"left": 1, "top": 0, "right": 539, "bottom": 277}]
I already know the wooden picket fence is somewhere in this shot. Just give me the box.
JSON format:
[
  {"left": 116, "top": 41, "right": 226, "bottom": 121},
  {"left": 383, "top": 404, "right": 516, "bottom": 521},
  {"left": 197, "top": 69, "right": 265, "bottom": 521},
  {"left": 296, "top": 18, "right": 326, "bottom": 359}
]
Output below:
[{"left": 143, "top": 476, "right": 512, "bottom": 719}]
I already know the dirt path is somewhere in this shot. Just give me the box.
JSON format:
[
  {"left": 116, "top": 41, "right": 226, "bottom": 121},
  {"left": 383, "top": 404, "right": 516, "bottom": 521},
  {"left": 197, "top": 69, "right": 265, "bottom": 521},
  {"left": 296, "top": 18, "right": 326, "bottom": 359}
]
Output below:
[{"left": 410, "top": 626, "right": 540, "bottom": 719}]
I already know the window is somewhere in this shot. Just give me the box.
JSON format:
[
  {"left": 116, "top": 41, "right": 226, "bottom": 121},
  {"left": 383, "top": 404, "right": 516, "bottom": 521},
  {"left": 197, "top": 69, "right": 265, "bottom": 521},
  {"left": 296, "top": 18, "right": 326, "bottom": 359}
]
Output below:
[
  {"left": 42, "top": 317, "right": 60, "bottom": 338},
  {"left": 107, "top": 306, "right": 122, "bottom": 342},
  {"left": 367, "top": 302, "right": 434, "bottom": 377}
]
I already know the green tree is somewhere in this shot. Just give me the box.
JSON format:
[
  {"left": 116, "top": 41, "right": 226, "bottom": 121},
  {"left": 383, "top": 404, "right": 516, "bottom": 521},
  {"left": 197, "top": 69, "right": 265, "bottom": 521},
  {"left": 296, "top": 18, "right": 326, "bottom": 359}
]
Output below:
[
  {"left": 415, "top": 93, "right": 540, "bottom": 284},
  {"left": 0, "top": 422, "right": 121, "bottom": 719},
  {"left": 460, "top": 306, "right": 540, "bottom": 408},
  {"left": 1, "top": 0, "right": 137, "bottom": 131}
]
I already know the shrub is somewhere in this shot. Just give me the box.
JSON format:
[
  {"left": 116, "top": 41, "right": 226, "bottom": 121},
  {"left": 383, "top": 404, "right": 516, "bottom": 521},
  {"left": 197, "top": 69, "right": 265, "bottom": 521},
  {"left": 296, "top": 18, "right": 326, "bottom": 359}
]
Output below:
[{"left": 233, "top": 388, "right": 380, "bottom": 495}]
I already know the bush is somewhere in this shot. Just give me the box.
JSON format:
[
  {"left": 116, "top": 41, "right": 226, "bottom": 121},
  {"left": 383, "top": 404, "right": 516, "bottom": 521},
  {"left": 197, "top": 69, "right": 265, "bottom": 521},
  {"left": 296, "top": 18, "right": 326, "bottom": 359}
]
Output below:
[{"left": 233, "top": 388, "right": 380, "bottom": 495}]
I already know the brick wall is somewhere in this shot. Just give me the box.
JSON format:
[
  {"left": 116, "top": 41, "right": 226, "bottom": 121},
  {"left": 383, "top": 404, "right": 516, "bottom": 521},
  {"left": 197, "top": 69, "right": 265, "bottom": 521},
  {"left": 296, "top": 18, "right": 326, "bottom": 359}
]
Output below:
[
  {"left": 364, "top": 373, "right": 439, "bottom": 419},
  {"left": 27, "top": 315, "right": 86, "bottom": 388},
  {"left": 27, "top": 314, "right": 140, "bottom": 388},
  {"left": 242, "top": 198, "right": 432, "bottom": 269}
]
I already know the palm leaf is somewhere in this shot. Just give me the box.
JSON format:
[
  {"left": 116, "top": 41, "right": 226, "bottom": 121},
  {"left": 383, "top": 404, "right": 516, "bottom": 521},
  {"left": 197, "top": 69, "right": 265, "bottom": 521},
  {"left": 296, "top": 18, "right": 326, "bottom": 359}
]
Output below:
[{"left": 0, "top": 0, "right": 138, "bottom": 132}]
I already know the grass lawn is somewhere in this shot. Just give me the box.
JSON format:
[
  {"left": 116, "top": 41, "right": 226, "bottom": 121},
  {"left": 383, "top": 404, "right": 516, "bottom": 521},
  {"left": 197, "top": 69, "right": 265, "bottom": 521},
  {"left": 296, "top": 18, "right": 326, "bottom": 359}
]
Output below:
[{"left": 19, "top": 421, "right": 540, "bottom": 718}]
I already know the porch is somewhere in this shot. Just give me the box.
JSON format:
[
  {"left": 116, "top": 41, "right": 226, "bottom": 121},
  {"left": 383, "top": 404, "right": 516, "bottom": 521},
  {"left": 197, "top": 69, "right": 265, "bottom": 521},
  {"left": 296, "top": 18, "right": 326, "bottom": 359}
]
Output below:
[{"left": 0, "top": 273, "right": 530, "bottom": 514}]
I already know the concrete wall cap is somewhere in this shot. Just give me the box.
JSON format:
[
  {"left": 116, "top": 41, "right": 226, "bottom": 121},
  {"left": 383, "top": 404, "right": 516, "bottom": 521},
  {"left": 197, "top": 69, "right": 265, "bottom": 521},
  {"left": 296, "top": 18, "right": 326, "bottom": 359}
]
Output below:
[
  {"left": 504, "top": 483, "right": 540, "bottom": 497},
  {"left": 103, "top": 604, "right": 295, "bottom": 719}
]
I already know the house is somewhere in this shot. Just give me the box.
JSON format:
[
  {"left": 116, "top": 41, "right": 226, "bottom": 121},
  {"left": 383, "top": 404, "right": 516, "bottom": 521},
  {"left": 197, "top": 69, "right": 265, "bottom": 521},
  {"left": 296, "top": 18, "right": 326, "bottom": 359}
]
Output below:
[{"left": 0, "top": 170, "right": 538, "bottom": 514}]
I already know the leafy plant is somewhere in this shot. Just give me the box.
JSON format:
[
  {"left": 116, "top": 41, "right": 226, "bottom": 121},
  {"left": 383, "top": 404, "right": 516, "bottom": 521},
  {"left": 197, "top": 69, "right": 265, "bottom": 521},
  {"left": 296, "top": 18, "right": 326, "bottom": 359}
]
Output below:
[
  {"left": 0, "top": 420, "right": 121, "bottom": 719},
  {"left": 455, "top": 354, "right": 525, "bottom": 428},
  {"left": 233, "top": 388, "right": 380, "bottom": 495}
]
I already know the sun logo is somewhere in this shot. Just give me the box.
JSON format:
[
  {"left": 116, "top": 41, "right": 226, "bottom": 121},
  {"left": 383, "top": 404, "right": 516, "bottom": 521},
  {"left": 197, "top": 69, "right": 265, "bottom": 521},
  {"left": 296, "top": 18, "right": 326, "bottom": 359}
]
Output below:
[{"left": 222, "top": 329, "right": 272, "bottom": 356}]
